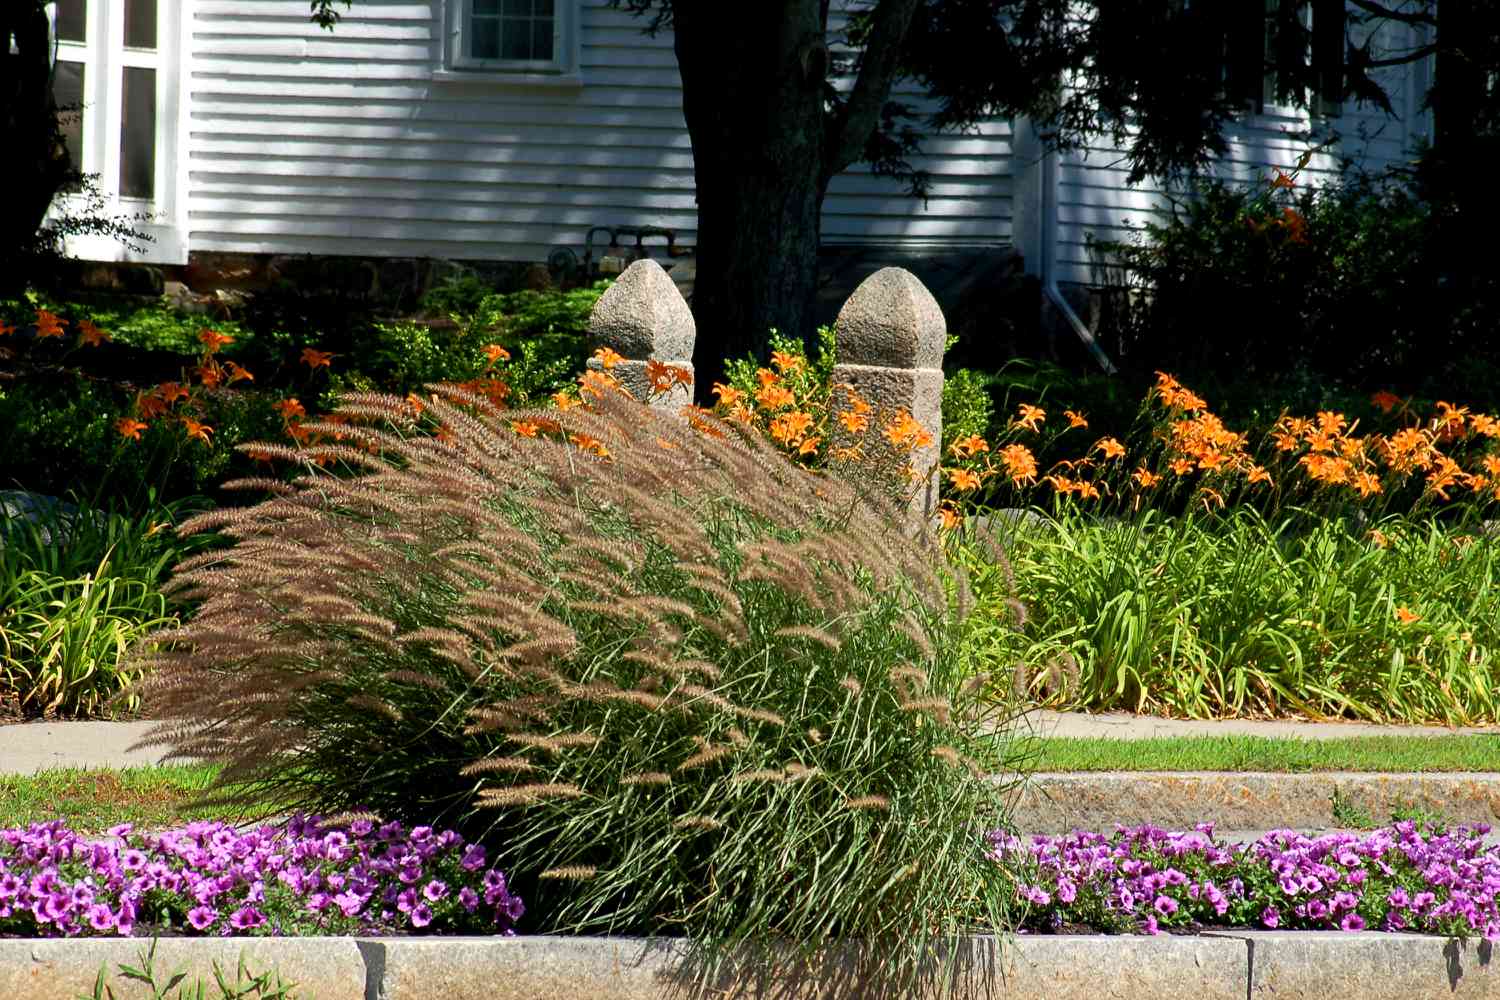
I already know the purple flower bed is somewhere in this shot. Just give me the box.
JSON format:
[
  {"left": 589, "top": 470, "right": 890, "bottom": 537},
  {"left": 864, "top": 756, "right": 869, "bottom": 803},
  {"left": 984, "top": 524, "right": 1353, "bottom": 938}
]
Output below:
[
  {"left": 989, "top": 821, "right": 1500, "bottom": 939},
  {"left": 0, "top": 815, "right": 523, "bottom": 938}
]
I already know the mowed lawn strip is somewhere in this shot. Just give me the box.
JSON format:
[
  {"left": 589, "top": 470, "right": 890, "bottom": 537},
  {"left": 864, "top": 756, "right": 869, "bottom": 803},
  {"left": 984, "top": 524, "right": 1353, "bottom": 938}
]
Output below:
[
  {"left": 0, "top": 764, "right": 231, "bottom": 833},
  {"left": 1022, "top": 733, "right": 1500, "bottom": 773}
]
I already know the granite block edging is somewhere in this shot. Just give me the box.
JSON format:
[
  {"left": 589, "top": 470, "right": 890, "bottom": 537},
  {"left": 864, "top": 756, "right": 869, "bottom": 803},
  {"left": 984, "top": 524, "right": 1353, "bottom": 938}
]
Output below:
[
  {"left": 1011, "top": 772, "right": 1500, "bottom": 835},
  {"left": 2, "top": 932, "right": 1494, "bottom": 999}
]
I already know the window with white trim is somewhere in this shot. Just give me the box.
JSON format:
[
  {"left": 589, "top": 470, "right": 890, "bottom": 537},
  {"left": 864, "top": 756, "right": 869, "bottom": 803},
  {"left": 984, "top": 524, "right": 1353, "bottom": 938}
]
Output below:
[
  {"left": 441, "top": 0, "right": 580, "bottom": 83},
  {"left": 48, "top": 0, "right": 185, "bottom": 263}
]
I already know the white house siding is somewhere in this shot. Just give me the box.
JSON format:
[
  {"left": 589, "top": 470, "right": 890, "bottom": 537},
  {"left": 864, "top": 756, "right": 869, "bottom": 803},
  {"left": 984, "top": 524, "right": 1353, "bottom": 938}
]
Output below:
[
  {"left": 1046, "top": 12, "right": 1430, "bottom": 288},
  {"left": 185, "top": 0, "right": 1014, "bottom": 263}
]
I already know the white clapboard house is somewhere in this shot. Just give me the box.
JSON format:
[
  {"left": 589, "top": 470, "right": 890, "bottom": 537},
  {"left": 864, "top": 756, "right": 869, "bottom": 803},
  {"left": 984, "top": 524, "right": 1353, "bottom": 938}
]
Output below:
[{"left": 50, "top": 0, "right": 1432, "bottom": 312}]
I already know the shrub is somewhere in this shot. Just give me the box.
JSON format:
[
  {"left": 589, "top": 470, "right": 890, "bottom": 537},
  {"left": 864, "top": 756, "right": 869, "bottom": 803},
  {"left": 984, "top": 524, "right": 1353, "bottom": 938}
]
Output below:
[
  {"left": 133, "top": 383, "right": 1019, "bottom": 988},
  {"left": 1094, "top": 168, "right": 1500, "bottom": 404}
]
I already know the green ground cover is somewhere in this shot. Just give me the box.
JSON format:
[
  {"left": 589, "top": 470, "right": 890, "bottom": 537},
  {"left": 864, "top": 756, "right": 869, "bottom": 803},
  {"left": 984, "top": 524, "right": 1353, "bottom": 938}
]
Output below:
[
  {"left": 0, "top": 764, "right": 220, "bottom": 832},
  {"left": 1022, "top": 734, "right": 1500, "bottom": 773}
]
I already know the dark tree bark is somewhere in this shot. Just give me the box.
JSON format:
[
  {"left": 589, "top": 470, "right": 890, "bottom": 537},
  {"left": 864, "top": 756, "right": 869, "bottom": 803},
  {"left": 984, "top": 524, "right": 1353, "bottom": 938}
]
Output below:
[
  {"left": 2, "top": 3, "right": 71, "bottom": 295},
  {"left": 669, "top": 0, "right": 921, "bottom": 398},
  {"left": 672, "top": 2, "right": 830, "bottom": 395}
]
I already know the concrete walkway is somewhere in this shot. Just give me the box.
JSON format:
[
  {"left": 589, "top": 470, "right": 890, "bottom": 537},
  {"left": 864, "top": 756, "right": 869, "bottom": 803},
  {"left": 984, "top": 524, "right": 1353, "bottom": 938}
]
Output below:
[
  {"left": 2, "top": 711, "right": 1495, "bottom": 776},
  {"left": 0, "top": 720, "right": 166, "bottom": 774}
]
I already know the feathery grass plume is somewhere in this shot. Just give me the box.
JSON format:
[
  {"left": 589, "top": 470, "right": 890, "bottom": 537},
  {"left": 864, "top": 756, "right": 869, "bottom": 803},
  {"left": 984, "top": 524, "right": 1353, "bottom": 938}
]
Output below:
[
  {"left": 843, "top": 795, "right": 892, "bottom": 811},
  {"left": 127, "top": 382, "right": 1026, "bottom": 996},
  {"left": 539, "top": 866, "right": 598, "bottom": 881},
  {"left": 620, "top": 772, "right": 671, "bottom": 786}
]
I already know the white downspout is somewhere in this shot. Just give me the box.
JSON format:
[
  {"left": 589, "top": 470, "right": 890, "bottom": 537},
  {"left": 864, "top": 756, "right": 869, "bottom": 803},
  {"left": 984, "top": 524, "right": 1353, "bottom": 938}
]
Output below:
[{"left": 1037, "top": 131, "right": 1118, "bottom": 375}]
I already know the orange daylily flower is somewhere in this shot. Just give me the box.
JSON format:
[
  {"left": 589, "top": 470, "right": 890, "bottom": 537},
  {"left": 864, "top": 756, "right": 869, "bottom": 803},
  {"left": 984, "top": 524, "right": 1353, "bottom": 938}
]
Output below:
[
  {"left": 0, "top": 322, "right": 14, "bottom": 337},
  {"left": 115, "top": 417, "right": 148, "bottom": 441},
  {"left": 1093, "top": 437, "right": 1126, "bottom": 460},
  {"left": 770, "top": 350, "right": 804, "bottom": 375},
  {"left": 198, "top": 329, "right": 235, "bottom": 353},
  {"left": 569, "top": 432, "right": 610, "bottom": 458},
  {"left": 78, "top": 320, "right": 111, "bottom": 347},
  {"left": 755, "top": 384, "right": 796, "bottom": 410},
  {"left": 274, "top": 398, "right": 307, "bottom": 421},
  {"left": 1352, "top": 471, "right": 1383, "bottom": 498},
  {"left": 223, "top": 361, "right": 254, "bottom": 384},
  {"left": 945, "top": 468, "right": 982, "bottom": 492},
  {"left": 1470, "top": 414, "right": 1500, "bottom": 438},
  {"left": 1014, "top": 404, "right": 1045, "bottom": 432},
  {"left": 484, "top": 344, "right": 511, "bottom": 366},
  {"left": 511, "top": 420, "right": 540, "bottom": 438},
  {"left": 711, "top": 383, "right": 742, "bottom": 409},
  {"left": 938, "top": 503, "right": 962, "bottom": 532},
  {"left": 999, "top": 444, "right": 1038, "bottom": 484},
  {"left": 197, "top": 361, "right": 223, "bottom": 387},
  {"left": 1269, "top": 169, "right": 1296, "bottom": 190},
  {"left": 35, "top": 310, "right": 67, "bottom": 338},
  {"left": 1369, "top": 529, "right": 1390, "bottom": 549},
  {"left": 797, "top": 436, "right": 821, "bottom": 456},
  {"left": 1246, "top": 465, "right": 1273, "bottom": 486},
  {"left": 181, "top": 417, "right": 213, "bottom": 444},
  {"left": 552, "top": 390, "right": 581, "bottom": 411},
  {"left": 1064, "top": 409, "right": 1088, "bottom": 430},
  {"left": 769, "top": 410, "right": 814, "bottom": 446},
  {"left": 591, "top": 346, "right": 623, "bottom": 370},
  {"left": 156, "top": 382, "right": 191, "bottom": 405},
  {"left": 1169, "top": 457, "right": 1195, "bottom": 476},
  {"left": 1394, "top": 606, "right": 1420, "bottom": 625},
  {"left": 949, "top": 434, "right": 989, "bottom": 459},
  {"left": 1370, "top": 391, "right": 1402, "bottom": 414},
  {"left": 882, "top": 411, "right": 932, "bottom": 451},
  {"left": 301, "top": 348, "right": 335, "bottom": 369},
  {"left": 1132, "top": 467, "right": 1162, "bottom": 489}
]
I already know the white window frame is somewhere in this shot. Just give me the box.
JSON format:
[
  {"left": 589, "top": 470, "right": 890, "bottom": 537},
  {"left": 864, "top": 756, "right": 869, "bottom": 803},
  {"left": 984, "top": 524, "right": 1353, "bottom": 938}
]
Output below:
[
  {"left": 47, "top": 0, "right": 188, "bottom": 265},
  {"left": 1260, "top": 0, "right": 1342, "bottom": 120},
  {"left": 435, "top": 0, "right": 582, "bottom": 88}
]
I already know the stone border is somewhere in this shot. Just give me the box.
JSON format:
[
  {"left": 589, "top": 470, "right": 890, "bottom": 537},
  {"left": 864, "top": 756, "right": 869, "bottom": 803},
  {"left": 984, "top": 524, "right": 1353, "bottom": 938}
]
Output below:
[
  {"left": 2, "top": 932, "right": 1495, "bottom": 999},
  {"left": 1011, "top": 772, "right": 1500, "bottom": 834}
]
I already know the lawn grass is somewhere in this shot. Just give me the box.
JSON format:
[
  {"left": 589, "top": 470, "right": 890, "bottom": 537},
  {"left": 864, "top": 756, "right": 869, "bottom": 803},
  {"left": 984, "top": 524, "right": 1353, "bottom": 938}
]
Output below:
[
  {"left": 1021, "top": 733, "right": 1500, "bottom": 773},
  {"left": 0, "top": 764, "right": 227, "bottom": 833}
]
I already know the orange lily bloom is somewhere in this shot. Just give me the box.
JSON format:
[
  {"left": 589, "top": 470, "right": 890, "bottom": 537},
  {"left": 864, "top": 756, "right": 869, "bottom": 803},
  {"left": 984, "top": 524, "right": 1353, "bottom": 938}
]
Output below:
[
  {"left": 198, "top": 329, "right": 235, "bottom": 353},
  {"left": 115, "top": 417, "right": 148, "bottom": 441},
  {"left": 1014, "top": 404, "right": 1045, "bottom": 432},
  {"left": 301, "top": 348, "right": 335, "bottom": 369},
  {"left": 35, "top": 310, "right": 67, "bottom": 338},
  {"left": 274, "top": 398, "right": 307, "bottom": 421},
  {"left": 78, "top": 320, "right": 111, "bottom": 347},
  {"left": 181, "top": 417, "right": 213, "bottom": 444}
]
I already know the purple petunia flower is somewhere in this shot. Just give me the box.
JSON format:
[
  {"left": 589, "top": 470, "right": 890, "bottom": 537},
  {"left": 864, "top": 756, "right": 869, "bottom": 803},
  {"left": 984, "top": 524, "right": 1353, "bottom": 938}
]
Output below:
[
  {"left": 187, "top": 905, "right": 218, "bottom": 931},
  {"left": 229, "top": 906, "right": 266, "bottom": 930},
  {"left": 423, "top": 880, "right": 448, "bottom": 902},
  {"left": 410, "top": 903, "right": 433, "bottom": 928},
  {"left": 1340, "top": 912, "right": 1367, "bottom": 931}
]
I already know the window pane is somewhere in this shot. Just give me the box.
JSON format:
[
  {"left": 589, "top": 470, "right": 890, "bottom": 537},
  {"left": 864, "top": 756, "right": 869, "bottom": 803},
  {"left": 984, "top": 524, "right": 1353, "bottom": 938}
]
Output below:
[
  {"left": 534, "top": 0, "right": 553, "bottom": 15},
  {"left": 120, "top": 66, "right": 156, "bottom": 199},
  {"left": 52, "top": 60, "right": 86, "bottom": 164},
  {"left": 471, "top": 17, "right": 500, "bottom": 59},
  {"left": 124, "top": 0, "right": 157, "bottom": 49},
  {"left": 500, "top": 18, "right": 531, "bottom": 59},
  {"left": 501, "top": 0, "right": 530, "bottom": 15},
  {"left": 55, "top": 0, "right": 86, "bottom": 42},
  {"left": 474, "top": 0, "right": 499, "bottom": 13},
  {"left": 532, "top": 19, "right": 553, "bottom": 60}
]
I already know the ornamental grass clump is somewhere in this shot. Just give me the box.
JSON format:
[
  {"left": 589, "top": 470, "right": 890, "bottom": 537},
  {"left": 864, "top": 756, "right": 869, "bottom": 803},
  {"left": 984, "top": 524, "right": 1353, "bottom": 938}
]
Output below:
[
  {"left": 994, "top": 820, "right": 1500, "bottom": 940},
  {"left": 130, "top": 380, "right": 1019, "bottom": 989}
]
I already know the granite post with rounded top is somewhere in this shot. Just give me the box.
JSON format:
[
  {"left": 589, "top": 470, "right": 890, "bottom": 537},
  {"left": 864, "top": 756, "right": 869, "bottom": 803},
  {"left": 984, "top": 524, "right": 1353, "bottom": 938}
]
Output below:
[
  {"left": 585, "top": 258, "right": 695, "bottom": 411},
  {"left": 828, "top": 267, "right": 946, "bottom": 524}
]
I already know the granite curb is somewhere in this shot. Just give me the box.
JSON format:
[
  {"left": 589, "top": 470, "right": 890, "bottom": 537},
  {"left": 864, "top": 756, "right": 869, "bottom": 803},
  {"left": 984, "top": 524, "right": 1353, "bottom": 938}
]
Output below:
[
  {"left": 0, "top": 933, "right": 1494, "bottom": 999},
  {"left": 1012, "top": 771, "right": 1500, "bottom": 834}
]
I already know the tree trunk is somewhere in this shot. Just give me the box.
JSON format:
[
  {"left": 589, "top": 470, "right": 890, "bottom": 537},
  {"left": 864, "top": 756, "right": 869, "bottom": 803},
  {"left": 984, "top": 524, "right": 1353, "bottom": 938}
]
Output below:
[
  {"left": 672, "top": 2, "right": 831, "bottom": 399},
  {"left": 2, "top": 2, "right": 71, "bottom": 294}
]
